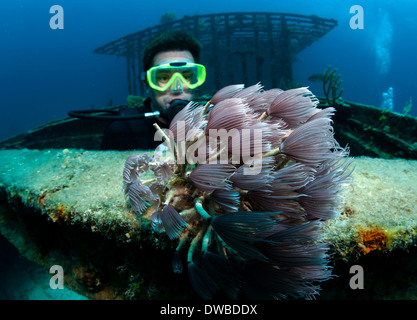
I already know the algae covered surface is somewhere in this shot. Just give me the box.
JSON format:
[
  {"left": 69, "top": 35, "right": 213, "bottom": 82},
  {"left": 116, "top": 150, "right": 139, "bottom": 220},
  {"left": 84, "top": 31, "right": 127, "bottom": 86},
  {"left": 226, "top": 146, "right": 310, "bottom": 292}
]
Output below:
[
  {"left": 322, "top": 157, "right": 417, "bottom": 259},
  {"left": 0, "top": 148, "right": 146, "bottom": 243},
  {"left": 1, "top": 149, "right": 417, "bottom": 299},
  {"left": 1, "top": 149, "right": 417, "bottom": 258}
]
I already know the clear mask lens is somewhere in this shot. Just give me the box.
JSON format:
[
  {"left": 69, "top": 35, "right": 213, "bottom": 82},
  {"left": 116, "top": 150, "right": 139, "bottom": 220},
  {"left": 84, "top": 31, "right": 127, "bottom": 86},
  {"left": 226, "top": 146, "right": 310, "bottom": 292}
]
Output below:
[{"left": 169, "top": 74, "right": 185, "bottom": 92}]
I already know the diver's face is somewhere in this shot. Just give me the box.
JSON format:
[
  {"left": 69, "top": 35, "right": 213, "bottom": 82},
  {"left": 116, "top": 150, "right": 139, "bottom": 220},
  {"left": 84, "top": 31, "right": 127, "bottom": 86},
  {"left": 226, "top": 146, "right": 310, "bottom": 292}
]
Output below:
[{"left": 147, "top": 50, "right": 194, "bottom": 121}]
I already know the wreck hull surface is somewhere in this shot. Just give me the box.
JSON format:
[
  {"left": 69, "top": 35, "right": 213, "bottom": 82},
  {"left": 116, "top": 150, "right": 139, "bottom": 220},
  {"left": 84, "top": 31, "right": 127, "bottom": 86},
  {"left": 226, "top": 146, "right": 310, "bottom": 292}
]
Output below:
[{"left": 1, "top": 148, "right": 417, "bottom": 299}]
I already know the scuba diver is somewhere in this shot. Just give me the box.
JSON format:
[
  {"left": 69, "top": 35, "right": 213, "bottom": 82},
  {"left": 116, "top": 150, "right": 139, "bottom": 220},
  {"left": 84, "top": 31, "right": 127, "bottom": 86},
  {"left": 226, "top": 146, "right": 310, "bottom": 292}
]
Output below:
[{"left": 100, "top": 30, "right": 205, "bottom": 150}]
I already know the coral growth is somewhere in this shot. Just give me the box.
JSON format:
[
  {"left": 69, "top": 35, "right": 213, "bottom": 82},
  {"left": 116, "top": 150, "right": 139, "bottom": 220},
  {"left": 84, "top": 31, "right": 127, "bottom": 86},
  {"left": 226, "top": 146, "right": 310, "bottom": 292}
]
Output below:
[
  {"left": 123, "top": 83, "right": 353, "bottom": 299},
  {"left": 50, "top": 204, "right": 70, "bottom": 222},
  {"left": 160, "top": 12, "right": 177, "bottom": 24},
  {"left": 73, "top": 265, "right": 102, "bottom": 290},
  {"left": 357, "top": 228, "right": 387, "bottom": 255},
  {"left": 127, "top": 95, "right": 145, "bottom": 108},
  {"left": 322, "top": 66, "right": 344, "bottom": 107},
  {"left": 402, "top": 97, "right": 412, "bottom": 116}
]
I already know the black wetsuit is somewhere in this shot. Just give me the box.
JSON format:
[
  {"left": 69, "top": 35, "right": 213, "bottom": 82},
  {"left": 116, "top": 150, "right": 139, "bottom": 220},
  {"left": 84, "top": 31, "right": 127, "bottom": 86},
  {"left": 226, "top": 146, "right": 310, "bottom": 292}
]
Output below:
[{"left": 100, "top": 98, "right": 188, "bottom": 151}]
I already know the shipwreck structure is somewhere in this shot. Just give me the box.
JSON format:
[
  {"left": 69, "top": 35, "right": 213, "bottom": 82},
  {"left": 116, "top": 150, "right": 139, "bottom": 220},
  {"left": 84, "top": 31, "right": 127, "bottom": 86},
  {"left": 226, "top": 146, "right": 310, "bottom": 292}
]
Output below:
[{"left": 94, "top": 12, "right": 338, "bottom": 95}]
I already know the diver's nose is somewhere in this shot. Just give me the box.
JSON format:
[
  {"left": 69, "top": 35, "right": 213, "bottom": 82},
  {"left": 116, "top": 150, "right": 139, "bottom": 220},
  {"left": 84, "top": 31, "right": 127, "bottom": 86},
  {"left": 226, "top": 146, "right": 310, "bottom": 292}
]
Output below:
[{"left": 170, "top": 77, "right": 184, "bottom": 92}]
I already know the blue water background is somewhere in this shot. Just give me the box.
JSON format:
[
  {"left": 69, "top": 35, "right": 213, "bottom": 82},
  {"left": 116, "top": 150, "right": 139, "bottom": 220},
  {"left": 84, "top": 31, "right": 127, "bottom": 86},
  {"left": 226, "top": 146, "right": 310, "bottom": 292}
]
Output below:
[{"left": 0, "top": 0, "right": 416, "bottom": 141}]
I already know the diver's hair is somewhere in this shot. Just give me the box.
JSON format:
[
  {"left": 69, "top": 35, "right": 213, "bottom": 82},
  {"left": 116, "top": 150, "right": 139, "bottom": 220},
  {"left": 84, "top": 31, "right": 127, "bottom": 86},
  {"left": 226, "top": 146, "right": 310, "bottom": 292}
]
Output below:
[{"left": 142, "top": 30, "right": 202, "bottom": 72}]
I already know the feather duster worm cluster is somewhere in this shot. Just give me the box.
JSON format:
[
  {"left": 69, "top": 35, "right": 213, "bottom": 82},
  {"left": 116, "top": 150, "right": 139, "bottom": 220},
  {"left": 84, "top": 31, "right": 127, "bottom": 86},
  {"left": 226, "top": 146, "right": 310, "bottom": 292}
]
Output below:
[{"left": 123, "top": 83, "right": 353, "bottom": 299}]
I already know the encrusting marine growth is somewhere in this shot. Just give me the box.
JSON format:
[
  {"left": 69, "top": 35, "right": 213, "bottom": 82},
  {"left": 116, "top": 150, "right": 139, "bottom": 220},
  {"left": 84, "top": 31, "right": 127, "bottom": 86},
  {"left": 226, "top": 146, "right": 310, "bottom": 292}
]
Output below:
[{"left": 122, "top": 83, "right": 353, "bottom": 299}]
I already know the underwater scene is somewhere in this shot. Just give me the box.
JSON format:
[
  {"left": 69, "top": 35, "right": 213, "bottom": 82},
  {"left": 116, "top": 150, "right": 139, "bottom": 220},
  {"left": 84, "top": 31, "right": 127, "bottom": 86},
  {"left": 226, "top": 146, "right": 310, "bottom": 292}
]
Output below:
[{"left": 1, "top": 0, "right": 417, "bottom": 305}]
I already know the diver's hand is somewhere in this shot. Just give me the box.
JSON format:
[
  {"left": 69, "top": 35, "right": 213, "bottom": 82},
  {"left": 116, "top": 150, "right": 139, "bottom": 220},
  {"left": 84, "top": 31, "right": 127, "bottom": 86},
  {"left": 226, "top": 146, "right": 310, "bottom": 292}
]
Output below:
[{"left": 164, "top": 99, "right": 190, "bottom": 124}]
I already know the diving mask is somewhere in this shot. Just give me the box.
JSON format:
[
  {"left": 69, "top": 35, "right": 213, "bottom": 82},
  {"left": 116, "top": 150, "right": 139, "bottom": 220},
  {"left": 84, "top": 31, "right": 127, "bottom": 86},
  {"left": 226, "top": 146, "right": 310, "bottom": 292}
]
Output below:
[{"left": 146, "top": 62, "right": 206, "bottom": 92}]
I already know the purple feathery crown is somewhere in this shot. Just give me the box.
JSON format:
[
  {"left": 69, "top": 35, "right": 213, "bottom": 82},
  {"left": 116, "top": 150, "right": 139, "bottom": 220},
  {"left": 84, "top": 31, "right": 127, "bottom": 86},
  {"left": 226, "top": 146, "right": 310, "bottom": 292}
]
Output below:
[{"left": 122, "top": 83, "right": 353, "bottom": 299}]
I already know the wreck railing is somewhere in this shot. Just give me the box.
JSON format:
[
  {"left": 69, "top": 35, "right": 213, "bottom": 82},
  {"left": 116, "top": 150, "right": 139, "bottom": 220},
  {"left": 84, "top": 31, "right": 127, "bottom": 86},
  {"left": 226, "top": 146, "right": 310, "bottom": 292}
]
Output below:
[{"left": 94, "top": 12, "right": 338, "bottom": 95}]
